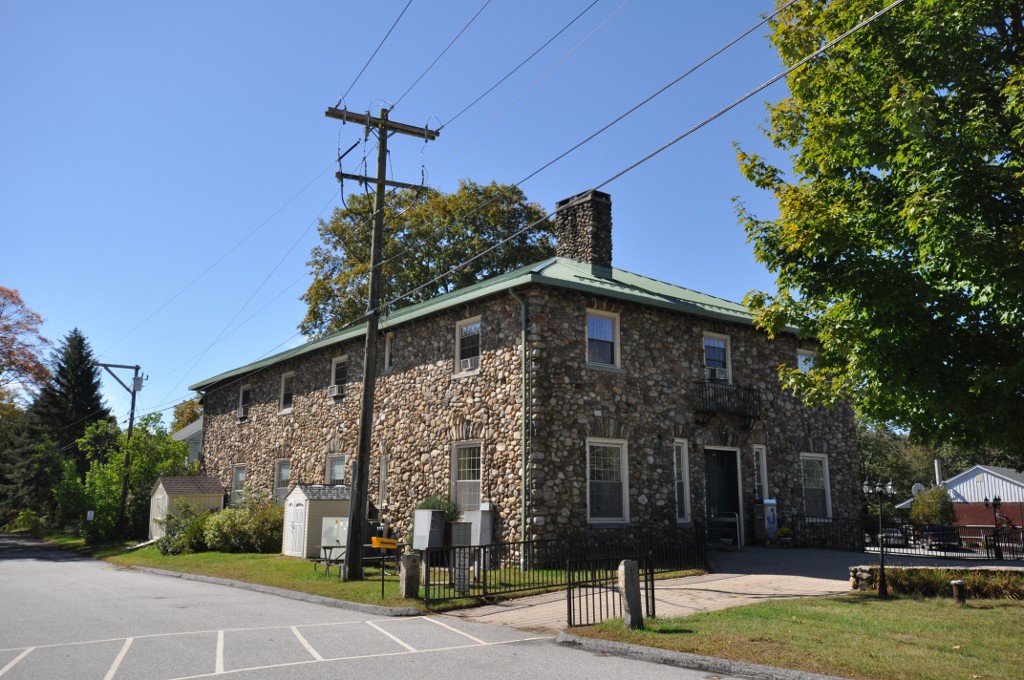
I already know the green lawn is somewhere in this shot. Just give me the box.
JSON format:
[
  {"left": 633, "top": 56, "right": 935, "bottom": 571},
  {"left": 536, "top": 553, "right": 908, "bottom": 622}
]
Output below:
[{"left": 575, "top": 593, "right": 1024, "bottom": 680}]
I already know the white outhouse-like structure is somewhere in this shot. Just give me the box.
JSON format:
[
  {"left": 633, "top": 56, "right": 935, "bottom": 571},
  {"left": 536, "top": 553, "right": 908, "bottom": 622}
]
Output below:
[
  {"left": 149, "top": 476, "right": 225, "bottom": 539},
  {"left": 282, "top": 484, "right": 351, "bottom": 559}
]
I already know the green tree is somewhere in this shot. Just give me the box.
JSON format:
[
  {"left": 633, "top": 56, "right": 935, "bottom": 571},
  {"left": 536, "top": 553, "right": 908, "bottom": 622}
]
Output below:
[
  {"left": 909, "top": 486, "right": 957, "bottom": 526},
  {"left": 301, "top": 180, "right": 555, "bottom": 336},
  {"left": 0, "top": 413, "right": 61, "bottom": 524},
  {"left": 170, "top": 397, "right": 202, "bottom": 433},
  {"left": 31, "top": 328, "right": 111, "bottom": 479},
  {"left": 78, "top": 413, "right": 195, "bottom": 540},
  {"left": 737, "top": 2, "right": 1024, "bottom": 459}
]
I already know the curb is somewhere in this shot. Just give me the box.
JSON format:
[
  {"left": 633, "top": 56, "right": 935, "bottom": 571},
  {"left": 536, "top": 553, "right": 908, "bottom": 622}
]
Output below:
[
  {"left": 555, "top": 632, "right": 850, "bottom": 680},
  {"left": 127, "top": 566, "right": 423, "bottom": 618}
]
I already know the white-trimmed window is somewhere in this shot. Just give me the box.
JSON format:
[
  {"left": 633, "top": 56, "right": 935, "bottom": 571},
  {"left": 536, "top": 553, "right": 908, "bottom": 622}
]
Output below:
[
  {"left": 586, "top": 310, "right": 620, "bottom": 367},
  {"left": 587, "top": 438, "right": 629, "bottom": 523},
  {"left": 800, "top": 453, "right": 831, "bottom": 518},
  {"left": 279, "top": 372, "right": 295, "bottom": 412},
  {"left": 753, "top": 445, "right": 769, "bottom": 500},
  {"left": 674, "top": 439, "right": 690, "bottom": 523},
  {"left": 455, "top": 317, "right": 481, "bottom": 374},
  {"left": 797, "top": 349, "right": 815, "bottom": 373},
  {"left": 452, "top": 443, "right": 481, "bottom": 511},
  {"left": 326, "top": 454, "right": 347, "bottom": 486},
  {"left": 274, "top": 459, "right": 291, "bottom": 503},
  {"left": 384, "top": 332, "right": 395, "bottom": 371},
  {"left": 703, "top": 333, "right": 730, "bottom": 383},
  {"left": 237, "top": 384, "right": 251, "bottom": 421},
  {"left": 330, "top": 356, "right": 348, "bottom": 398},
  {"left": 231, "top": 464, "right": 246, "bottom": 504}
]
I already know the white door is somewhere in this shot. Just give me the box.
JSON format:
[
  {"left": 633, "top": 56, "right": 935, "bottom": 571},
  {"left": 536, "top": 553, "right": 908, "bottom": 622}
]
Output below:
[
  {"left": 288, "top": 501, "right": 306, "bottom": 557},
  {"left": 150, "top": 495, "right": 167, "bottom": 540}
]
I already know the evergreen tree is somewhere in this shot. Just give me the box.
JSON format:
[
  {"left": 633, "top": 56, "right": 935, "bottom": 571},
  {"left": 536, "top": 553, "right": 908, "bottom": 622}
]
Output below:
[{"left": 31, "top": 328, "right": 111, "bottom": 479}]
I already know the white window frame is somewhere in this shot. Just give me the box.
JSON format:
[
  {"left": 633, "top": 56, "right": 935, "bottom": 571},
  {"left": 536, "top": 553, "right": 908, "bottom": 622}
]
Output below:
[
  {"left": 378, "top": 452, "right": 389, "bottom": 510},
  {"left": 326, "top": 454, "right": 347, "bottom": 486},
  {"left": 279, "top": 372, "right": 295, "bottom": 413},
  {"left": 330, "top": 355, "right": 348, "bottom": 397},
  {"left": 237, "top": 384, "right": 252, "bottom": 421},
  {"left": 231, "top": 464, "right": 246, "bottom": 504},
  {"left": 383, "top": 332, "right": 395, "bottom": 372},
  {"left": 797, "top": 349, "right": 815, "bottom": 373},
  {"left": 586, "top": 438, "right": 629, "bottom": 524},
  {"left": 274, "top": 459, "right": 291, "bottom": 503},
  {"left": 451, "top": 442, "right": 482, "bottom": 512},
  {"left": 799, "top": 453, "right": 832, "bottom": 519},
  {"left": 703, "top": 332, "right": 731, "bottom": 383},
  {"left": 454, "top": 316, "right": 482, "bottom": 376},
  {"left": 753, "top": 445, "right": 769, "bottom": 500},
  {"left": 586, "top": 309, "right": 621, "bottom": 368},
  {"left": 674, "top": 439, "right": 691, "bottom": 523}
]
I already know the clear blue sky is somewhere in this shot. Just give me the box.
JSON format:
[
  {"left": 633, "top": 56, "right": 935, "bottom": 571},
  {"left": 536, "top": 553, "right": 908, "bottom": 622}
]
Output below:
[{"left": 2, "top": 1, "right": 790, "bottom": 426}]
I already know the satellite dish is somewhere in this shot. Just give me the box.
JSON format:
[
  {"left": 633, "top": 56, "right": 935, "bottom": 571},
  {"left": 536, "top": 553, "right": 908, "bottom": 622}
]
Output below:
[{"left": 911, "top": 483, "right": 926, "bottom": 497}]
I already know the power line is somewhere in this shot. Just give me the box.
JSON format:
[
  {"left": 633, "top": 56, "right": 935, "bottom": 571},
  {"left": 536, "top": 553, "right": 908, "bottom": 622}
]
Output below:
[
  {"left": 100, "top": 159, "right": 336, "bottom": 358},
  {"left": 381, "top": 0, "right": 911, "bottom": 311},
  {"left": 440, "top": 0, "right": 601, "bottom": 130},
  {"left": 392, "top": 0, "right": 493, "bottom": 109},
  {"left": 335, "top": 0, "right": 415, "bottom": 108}
]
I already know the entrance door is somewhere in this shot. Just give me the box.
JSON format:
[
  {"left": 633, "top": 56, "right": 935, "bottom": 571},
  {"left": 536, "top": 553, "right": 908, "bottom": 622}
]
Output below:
[{"left": 705, "top": 448, "right": 741, "bottom": 545}]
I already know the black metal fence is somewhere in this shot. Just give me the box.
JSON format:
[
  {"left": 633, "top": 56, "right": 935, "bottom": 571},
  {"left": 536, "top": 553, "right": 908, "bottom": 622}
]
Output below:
[
  {"left": 863, "top": 523, "right": 1024, "bottom": 560},
  {"left": 792, "top": 516, "right": 864, "bottom": 550},
  {"left": 566, "top": 555, "right": 655, "bottom": 627},
  {"left": 421, "top": 524, "right": 706, "bottom": 606}
]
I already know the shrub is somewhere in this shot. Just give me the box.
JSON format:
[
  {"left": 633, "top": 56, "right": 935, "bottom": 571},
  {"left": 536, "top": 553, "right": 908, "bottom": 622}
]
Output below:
[
  {"left": 155, "top": 503, "right": 211, "bottom": 555},
  {"left": 909, "top": 487, "right": 957, "bottom": 526},
  {"left": 872, "top": 567, "right": 1024, "bottom": 599},
  {"left": 415, "top": 494, "right": 460, "bottom": 522},
  {"left": 1, "top": 508, "right": 44, "bottom": 533},
  {"left": 203, "top": 490, "right": 283, "bottom": 553}
]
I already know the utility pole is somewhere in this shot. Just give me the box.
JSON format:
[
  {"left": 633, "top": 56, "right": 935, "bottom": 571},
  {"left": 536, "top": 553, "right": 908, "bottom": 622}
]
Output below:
[
  {"left": 324, "top": 106, "right": 438, "bottom": 580},
  {"left": 98, "top": 362, "right": 143, "bottom": 536}
]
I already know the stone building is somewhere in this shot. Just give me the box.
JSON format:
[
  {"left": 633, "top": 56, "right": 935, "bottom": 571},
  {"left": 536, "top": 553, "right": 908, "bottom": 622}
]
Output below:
[{"left": 191, "top": 190, "right": 859, "bottom": 547}]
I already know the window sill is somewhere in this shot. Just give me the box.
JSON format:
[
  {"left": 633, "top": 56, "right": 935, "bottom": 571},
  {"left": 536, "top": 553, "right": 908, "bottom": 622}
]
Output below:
[
  {"left": 587, "top": 519, "right": 630, "bottom": 527},
  {"left": 586, "top": 362, "right": 625, "bottom": 373},
  {"left": 676, "top": 518, "right": 693, "bottom": 526},
  {"left": 277, "top": 408, "right": 293, "bottom": 416},
  {"left": 453, "top": 368, "right": 481, "bottom": 379}
]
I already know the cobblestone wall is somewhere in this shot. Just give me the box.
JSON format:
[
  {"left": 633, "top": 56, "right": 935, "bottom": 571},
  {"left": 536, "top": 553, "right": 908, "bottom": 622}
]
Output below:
[{"left": 202, "top": 284, "right": 858, "bottom": 547}]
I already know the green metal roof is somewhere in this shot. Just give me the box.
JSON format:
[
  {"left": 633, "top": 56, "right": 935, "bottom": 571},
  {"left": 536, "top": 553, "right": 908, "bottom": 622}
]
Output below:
[{"left": 189, "top": 257, "right": 755, "bottom": 392}]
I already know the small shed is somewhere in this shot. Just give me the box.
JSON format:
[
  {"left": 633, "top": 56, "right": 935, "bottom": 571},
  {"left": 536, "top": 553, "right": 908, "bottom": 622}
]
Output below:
[
  {"left": 282, "top": 484, "right": 351, "bottom": 559},
  {"left": 149, "top": 476, "right": 225, "bottom": 539}
]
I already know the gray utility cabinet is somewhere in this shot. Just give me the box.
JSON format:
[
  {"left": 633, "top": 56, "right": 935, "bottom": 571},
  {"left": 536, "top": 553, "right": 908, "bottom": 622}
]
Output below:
[{"left": 412, "top": 509, "right": 445, "bottom": 549}]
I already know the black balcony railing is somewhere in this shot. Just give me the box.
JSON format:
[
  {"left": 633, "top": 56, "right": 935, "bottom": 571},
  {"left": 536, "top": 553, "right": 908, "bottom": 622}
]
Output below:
[{"left": 693, "top": 381, "right": 760, "bottom": 423}]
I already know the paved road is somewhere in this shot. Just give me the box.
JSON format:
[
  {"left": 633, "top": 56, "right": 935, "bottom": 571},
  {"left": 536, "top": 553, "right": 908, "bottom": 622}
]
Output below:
[{"left": 0, "top": 536, "right": 755, "bottom": 680}]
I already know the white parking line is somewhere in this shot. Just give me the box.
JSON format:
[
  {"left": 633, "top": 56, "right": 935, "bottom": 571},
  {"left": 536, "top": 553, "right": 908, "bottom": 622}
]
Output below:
[
  {"left": 215, "top": 631, "right": 224, "bottom": 674},
  {"left": 290, "top": 626, "right": 322, "bottom": 661},
  {"left": 0, "top": 648, "right": 33, "bottom": 677},
  {"left": 103, "top": 638, "right": 133, "bottom": 680},
  {"left": 366, "top": 621, "right": 416, "bottom": 652},
  {"left": 423, "top": 617, "right": 488, "bottom": 645}
]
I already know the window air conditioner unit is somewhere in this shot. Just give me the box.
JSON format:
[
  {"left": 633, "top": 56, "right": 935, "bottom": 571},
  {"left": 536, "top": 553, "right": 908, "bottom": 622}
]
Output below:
[
  {"left": 235, "top": 406, "right": 248, "bottom": 421},
  {"left": 706, "top": 367, "right": 728, "bottom": 381},
  {"left": 328, "top": 384, "right": 343, "bottom": 398},
  {"left": 460, "top": 356, "right": 479, "bottom": 372}
]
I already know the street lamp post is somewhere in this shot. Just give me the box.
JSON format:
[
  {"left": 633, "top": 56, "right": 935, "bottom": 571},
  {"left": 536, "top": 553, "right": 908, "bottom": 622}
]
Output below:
[
  {"left": 984, "top": 496, "right": 1003, "bottom": 560},
  {"left": 864, "top": 480, "right": 895, "bottom": 598}
]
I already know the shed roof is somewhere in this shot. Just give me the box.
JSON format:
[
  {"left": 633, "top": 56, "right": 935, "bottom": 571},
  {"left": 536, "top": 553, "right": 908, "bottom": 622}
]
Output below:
[
  {"left": 290, "top": 484, "right": 352, "bottom": 501},
  {"left": 190, "top": 257, "right": 763, "bottom": 392},
  {"left": 153, "top": 476, "right": 225, "bottom": 496}
]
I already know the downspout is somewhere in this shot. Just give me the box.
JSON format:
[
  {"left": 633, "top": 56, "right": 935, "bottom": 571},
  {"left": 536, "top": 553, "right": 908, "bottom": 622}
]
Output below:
[{"left": 509, "top": 289, "right": 529, "bottom": 565}]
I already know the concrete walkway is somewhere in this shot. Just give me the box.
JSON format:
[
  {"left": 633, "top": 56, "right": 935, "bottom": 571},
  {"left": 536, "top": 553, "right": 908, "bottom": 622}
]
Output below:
[{"left": 446, "top": 545, "right": 1006, "bottom": 632}]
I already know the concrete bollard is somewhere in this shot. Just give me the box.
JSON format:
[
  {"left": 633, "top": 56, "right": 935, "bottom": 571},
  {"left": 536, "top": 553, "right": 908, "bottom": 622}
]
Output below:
[
  {"left": 618, "top": 559, "right": 645, "bottom": 630},
  {"left": 400, "top": 554, "right": 421, "bottom": 599},
  {"left": 950, "top": 579, "right": 967, "bottom": 604}
]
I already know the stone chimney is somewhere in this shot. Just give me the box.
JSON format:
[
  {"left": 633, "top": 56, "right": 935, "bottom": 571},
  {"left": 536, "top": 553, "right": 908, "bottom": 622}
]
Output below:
[{"left": 555, "top": 190, "right": 612, "bottom": 272}]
